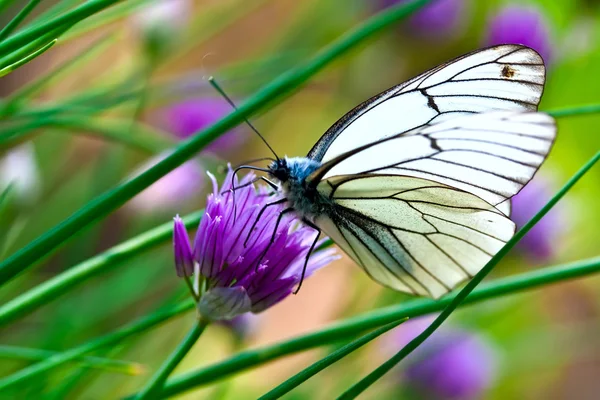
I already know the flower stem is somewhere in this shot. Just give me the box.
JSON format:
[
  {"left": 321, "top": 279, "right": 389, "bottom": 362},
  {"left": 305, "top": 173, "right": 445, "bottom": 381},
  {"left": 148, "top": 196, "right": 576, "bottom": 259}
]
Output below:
[
  {"left": 337, "top": 150, "right": 600, "bottom": 399},
  {"left": 134, "top": 319, "right": 208, "bottom": 400}
]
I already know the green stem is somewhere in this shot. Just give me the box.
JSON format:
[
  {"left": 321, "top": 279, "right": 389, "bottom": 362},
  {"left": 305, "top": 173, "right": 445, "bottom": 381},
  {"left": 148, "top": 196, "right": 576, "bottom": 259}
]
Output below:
[
  {"left": 0, "top": 115, "right": 173, "bottom": 153},
  {"left": 259, "top": 319, "right": 407, "bottom": 400},
  {"left": 337, "top": 151, "right": 600, "bottom": 399},
  {"left": 0, "top": 345, "right": 144, "bottom": 375},
  {"left": 0, "top": 39, "right": 56, "bottom": 77},
  {"left": 134, "top": 320, "right": 208, "bottom": 400},
  {"left": 143, "top": 254, "right": 600, "bottom": 399},
  {"left": 0, "top": 300, "right": 194, "bottom": 391},
  {"left": 547, "top": 103, "right": 600, "bottom": 118},
  {"left": 0, "top": 0, "right": 433, "bottom": 286},
  {"left": 0, "top": 210, "right": 203, "bottom": 326},
  {"left": 0, "top": 0, "right": 43, "bottom": 42},
  {"left": 0, "top": 0, "right": 124, "bottom": 58}
]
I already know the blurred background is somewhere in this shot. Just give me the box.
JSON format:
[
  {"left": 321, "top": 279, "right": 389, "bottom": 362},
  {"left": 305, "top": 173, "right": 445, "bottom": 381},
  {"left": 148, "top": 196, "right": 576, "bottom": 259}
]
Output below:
[{"left": 1, "top": 0, "right": 599, "bottom": 398}]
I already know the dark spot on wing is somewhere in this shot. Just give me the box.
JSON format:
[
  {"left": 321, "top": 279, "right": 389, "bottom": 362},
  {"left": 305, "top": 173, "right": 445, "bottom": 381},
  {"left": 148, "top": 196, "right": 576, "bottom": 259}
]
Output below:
[{"left": 501, "top": 65, "right": 516, "bottom": 78}]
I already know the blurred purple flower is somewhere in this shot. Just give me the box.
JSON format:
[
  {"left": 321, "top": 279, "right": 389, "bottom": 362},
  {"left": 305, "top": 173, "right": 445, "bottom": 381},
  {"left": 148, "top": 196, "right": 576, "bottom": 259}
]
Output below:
[
  {"left": 392, "top": 317, "right": 498, "bottom": 400},
  {"left": 129, "top": 153, "right": 204, "bottom": 214},
  {"left": 0, "top": 143, "right": 39, "bottom": 203},
  {"left": 172, "top": 167, "right": 338, "bottom": 320},
  {"left": 218, "top": 313, "right": 261, "bottom": 341},
  {"left": 377, "top": 0, "right": 466, "bottom": 38},
  {"left": 512, "top": 176, "right": 564, "bottom": 262},
  {"left": 130, "top": 98, "right": 239, "bottom": 214},
  {"left": 133, "top": 0, "right": 191, "bottom": 36},
  {"left": 486, "top": 5, "right": 553, "bottom": 64},
  {"left": 164, "top": 98, "right": 248, "bottom": 157}
]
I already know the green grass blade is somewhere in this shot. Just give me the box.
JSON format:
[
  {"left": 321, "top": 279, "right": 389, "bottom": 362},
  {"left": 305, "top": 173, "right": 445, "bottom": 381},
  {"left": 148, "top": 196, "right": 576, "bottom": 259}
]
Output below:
[
  {"left": 547, "top": 103, "right": 600, "bottom": 118},
  {"left": 3, "top": 34, "right": 115, "bottom": 106},
  {"left": 0, "top": 0, "right": 123, "bottom": 58},
  {"left": 0, "top": 115, "right": 173, "bottom": 153},
  {"left": 0, "top": 0, "right": 433, "bottom": 285},
  {"left": 259, "top": 319, "right": 407, "bottom": 400},
  {"left": 0, "top": 39, "right": 56, "bottom": 77},
  {"left": 134, "top": 321, "right": 208, "bottom": 400},
  {"left": 0, "top": 0, "right": 43, "bottom": 42},
  {"left": 151, "top": 254, "right": 600, "bottom": 398},
  {"left": 0, "top": 345, "right": 145, "bottom": 375},
  {"left": 337, "top": 151, "right": 600, "bottom": 400},
  {"left": 0, "top": 301, "right": 194, "bottom": 390},
  {"left": 0, "top": 210, "right": 203, "bottom": 326}
]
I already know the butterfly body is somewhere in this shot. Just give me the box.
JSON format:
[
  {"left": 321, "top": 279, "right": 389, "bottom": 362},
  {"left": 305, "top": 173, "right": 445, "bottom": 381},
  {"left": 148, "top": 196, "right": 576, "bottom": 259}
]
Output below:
[
  {"left": 268, "top": 157, "right": 330, "bottom": 219},
  {"left": 256, "top": 45, "right": 556, "bottom": 298}
]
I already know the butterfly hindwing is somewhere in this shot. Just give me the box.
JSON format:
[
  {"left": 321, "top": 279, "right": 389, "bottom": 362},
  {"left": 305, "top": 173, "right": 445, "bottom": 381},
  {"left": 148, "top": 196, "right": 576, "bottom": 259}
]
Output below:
[
  {"left": 315, "top": 175, "right": 516, "bottom": 298},
  {"left": 310, "top": 111, "right": 556, "bottom": 214}
]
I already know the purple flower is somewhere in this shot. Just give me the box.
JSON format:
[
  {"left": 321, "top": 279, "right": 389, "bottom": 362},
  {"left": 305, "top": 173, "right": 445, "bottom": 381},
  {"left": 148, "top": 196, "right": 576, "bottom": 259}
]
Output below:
[
  {"left": 392, "top": 317, "right": 498, "bottom": 400},
  {"left": 218, "top": 313, "right": 261, "bottom": 341},
  {"left": 164, "top": 98, "right": 248, "bottom": 157},
  {"left": 512, "top": 176, "right": 564, "bottom": 262},
  {"left": 172, "top": 168, "right": 338, "bottom": 320},
  {"left": 486, "top": 6, "right": 553, "bottom": 64},
  {"left": 376, "top": 0, "right": 466, "bottom": 38}
]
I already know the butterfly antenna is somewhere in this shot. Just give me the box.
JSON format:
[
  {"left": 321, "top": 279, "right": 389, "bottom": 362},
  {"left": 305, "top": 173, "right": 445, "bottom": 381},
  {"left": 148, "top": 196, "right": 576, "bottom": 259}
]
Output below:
[
  {"left": 208, "top": 76, "right": 280, "bottom": 161},
  {"left": 229, "top": 165, "right": 272, "bottom": 222}
]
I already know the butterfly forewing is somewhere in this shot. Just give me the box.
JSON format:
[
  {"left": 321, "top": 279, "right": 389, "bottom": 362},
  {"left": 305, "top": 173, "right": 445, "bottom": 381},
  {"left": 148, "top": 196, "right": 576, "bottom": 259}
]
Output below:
[{"left": 307, "top": 44, "right": 545, "bottom": 165}]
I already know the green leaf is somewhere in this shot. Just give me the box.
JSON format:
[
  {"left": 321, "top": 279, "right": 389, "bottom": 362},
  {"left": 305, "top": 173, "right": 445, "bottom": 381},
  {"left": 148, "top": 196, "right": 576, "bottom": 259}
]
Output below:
[
  {"left": 337, "top": 151, "right": 600, "bottom": 400},
  {"left": 0, "top": 115, "right": 173, "bottom": 153},
  {"left": 0, "top": 0, "right": 435, "bottom": 286},
  {"left": 152, "top": 254, "right": 600, "bottom": 398},
  {"left": 0, "top": 301, "right": 194, "bottom": 390},
  {"left": 0, "top": 210, "right": 203, "bottom": 326},
  {"left": 258, "top": 319, "right": 408, "bottom": 400},
  {"left": 0, "top": 0, "right": 123, "bottom": 58},
  {"left": 3, "top": 34, "right": 115, "bottom": 107},
  {"left": 0, "top": 345, "right": 145, "bottom": 375},
  {"left": 547, "top": 103, "right": 600, "bottom": 118},
  {"left": 0, "top": 39, "right": 57, "bottom": 78},
  {"left": 0, "top": 0, "right": 43, "bottom": 42},
  {"left": 133, "top": 321, "right": 208, "bottom": 400}
]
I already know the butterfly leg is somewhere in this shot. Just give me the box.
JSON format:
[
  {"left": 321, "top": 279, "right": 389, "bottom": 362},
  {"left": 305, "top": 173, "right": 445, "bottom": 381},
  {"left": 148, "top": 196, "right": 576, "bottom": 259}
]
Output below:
[
  {"left": 244, "top": 197, "right": 288, "bottom": 248},
  {"left": 293, "top": 218, "right": 321, "bottom": 295},
  {"left": 253, "top": 207, "right": 295, "bottom": 271}
]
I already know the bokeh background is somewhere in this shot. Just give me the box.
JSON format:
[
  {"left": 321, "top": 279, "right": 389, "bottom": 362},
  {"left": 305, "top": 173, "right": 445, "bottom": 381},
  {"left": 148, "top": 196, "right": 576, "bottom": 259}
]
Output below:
[{"left": 1, "top": 0, "right": 600, "bottom": 398}]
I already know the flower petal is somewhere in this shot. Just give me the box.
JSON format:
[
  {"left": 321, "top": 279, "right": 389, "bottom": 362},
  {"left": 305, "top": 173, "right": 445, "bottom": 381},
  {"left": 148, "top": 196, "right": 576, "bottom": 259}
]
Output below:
[{"left": 198, "top": 287, "right": 252, "bottom": 320}]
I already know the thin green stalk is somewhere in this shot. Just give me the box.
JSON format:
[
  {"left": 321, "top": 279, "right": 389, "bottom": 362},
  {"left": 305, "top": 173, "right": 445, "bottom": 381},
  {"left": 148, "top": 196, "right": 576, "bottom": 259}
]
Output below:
[
  {"left": 0, "top": 0, "right": 433, "bottom": 286},
  {"left": 0, "top": 345, "right": 145, "bottom": 375},
  {"left": 547, "top": 103, "right": 600, "bottom": 118},
  {"left": 0, "top": 115, "right": 173, "bottom": 152},
  {"left": 0, "top": 301, "right": 194, "bottom": 390},
  {"left": 0, "top": 39, "right": 56, "bottom": 77},
  {"left": 134, "top": 320, "right": 208, "bottom": 400},
  {"left": 141, "top": 254, "right": 600, "bottom": 399},
  {"left": 0, "top": 0, "right": 124, "bottom": 58},
  {"left": 0, "top": 0, "right": 43, "bottom": 42},
  {"left": 0, "top": 24, "right": 68, "bottom": 70},
  {"left": 0, "top": 210, "right": 203, "bottom": 326},
  {"left": 259, "top": 319, "right": 408, "bottom": 400},
  {"left": 3, "top": 34, "right": 115, "bottom": 107},
  {"left": 338, "top": 151, "right": 600, "bottom": 400}
]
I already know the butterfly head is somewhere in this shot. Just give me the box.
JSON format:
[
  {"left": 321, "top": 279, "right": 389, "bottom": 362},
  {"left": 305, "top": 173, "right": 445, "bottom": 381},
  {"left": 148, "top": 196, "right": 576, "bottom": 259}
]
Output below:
[
  {"left": 268, "top": 158, "right": 290, "bottom": 183},
  {"left": 268, "top": 157, "right": 321, "bottom": 185}
]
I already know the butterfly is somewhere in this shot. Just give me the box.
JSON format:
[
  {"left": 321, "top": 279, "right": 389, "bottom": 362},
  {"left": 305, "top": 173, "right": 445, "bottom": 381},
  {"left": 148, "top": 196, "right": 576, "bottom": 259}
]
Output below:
[{"left": 237, "top": 44, "right": 556, "bottom": 299}]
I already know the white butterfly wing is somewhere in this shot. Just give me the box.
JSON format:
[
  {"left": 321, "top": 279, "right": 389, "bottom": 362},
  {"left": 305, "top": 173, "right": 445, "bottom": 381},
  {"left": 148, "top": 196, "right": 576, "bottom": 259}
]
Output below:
[
  {"left": 310, "top": 111, "right": 556, "bottom": 214},
  {"left": 315, "top": 175, "right": 516, "bottom": 298},
  {"left": 308, "top": 45, "right": 545, "bottom": 165}
]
